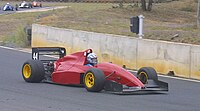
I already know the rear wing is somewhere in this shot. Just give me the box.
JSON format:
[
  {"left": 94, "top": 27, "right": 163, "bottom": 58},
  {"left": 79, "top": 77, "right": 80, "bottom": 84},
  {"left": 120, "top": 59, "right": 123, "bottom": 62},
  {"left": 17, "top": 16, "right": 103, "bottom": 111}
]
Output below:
[{"left": 32, "top": 47, "right": 66, "bottom": 62}]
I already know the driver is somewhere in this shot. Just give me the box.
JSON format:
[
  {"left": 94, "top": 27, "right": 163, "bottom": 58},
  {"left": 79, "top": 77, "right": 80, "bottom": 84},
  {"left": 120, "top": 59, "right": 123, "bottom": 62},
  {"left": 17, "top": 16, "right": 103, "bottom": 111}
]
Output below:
[{"left": 85, "top": 53, "right": 98, "bottom": 67}]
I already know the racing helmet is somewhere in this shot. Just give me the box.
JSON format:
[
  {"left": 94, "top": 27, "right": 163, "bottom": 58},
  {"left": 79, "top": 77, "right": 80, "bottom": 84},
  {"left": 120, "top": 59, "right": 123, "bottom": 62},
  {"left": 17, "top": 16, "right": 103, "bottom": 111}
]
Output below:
[{"left": 87, "top": 53, "right": 98, "bottom": 66}]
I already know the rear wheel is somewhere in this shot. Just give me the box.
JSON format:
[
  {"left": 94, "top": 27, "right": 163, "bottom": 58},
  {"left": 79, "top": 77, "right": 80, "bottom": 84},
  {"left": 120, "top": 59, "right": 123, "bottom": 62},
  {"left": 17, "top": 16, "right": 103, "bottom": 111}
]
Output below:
[
  {"left": 137, "top": 67, "right": 158, "bottom": 84},
  {"left": 22, "top": 60, "right": 45, "bottom": 83},
  {"left": 83, "top": 68, "right": 105, "bottom": 92}
]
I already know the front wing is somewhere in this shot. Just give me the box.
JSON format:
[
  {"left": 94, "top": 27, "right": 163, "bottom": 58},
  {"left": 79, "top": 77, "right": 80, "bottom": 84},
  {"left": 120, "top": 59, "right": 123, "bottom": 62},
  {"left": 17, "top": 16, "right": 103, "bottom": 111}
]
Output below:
[{"left": 104, "top": 80, "right": 168, "bottom": 94}]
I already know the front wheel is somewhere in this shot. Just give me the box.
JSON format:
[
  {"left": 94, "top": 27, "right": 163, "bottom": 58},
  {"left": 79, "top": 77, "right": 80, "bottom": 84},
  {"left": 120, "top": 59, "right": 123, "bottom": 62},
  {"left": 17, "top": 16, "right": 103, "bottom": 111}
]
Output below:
[
  {"left": 22, "top": 60, "right": 45, "bottom": 83},
  {"left": 137, "top": 67, "right": 158, "bottom": 84},
  {"left": 83, "top": 68, "right": 105, "bottom": 92}
]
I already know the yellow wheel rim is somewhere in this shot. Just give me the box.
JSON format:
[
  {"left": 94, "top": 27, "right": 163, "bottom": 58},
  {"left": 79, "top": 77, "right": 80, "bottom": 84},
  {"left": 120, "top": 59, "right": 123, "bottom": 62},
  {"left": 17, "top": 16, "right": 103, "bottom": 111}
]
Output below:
[
  {"left": 23, "top": 64, "right": 31, "bottom": 79},
  {"left": 139, "top": 72, "right": 148, "bottom": 84},
  {"left": 85, "top": 72, "right": 95, "bottom": 88}
]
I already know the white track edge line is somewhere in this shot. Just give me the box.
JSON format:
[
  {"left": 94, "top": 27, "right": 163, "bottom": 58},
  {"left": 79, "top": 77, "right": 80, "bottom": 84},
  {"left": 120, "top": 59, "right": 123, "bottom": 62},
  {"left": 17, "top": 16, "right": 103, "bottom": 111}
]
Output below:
[
  {"left": 128, "top": 70, "right": 200, "bottom": 83},
  {"left": 158, "top": 74, "right": 200, "bottom": 83},
  {"left": 0, "top": 46, "right": 31, "bottom": 53},
  {"left": 1, "top": 45, "right": 200, "bottom": 83}
]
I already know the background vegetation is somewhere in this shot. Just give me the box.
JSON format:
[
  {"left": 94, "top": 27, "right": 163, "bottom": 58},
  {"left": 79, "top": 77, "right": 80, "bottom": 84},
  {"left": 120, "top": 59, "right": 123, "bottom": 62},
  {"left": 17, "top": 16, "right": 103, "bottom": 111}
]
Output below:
[{"left": 0, "top": 0, "right": 199, "bottom": 47}]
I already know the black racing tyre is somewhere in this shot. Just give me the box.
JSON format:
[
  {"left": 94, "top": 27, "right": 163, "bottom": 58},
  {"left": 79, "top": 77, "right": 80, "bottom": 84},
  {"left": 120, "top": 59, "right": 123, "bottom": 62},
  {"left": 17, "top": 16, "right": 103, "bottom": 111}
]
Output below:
[
  {"left": 22, "top": 60, "right": 45, "bottom": 83},
  {"left": 83, "top": 68, "right": 105, "bottom": 92},
  {"left": 137, "top": 67, "right": 158, "bottom": 84}
]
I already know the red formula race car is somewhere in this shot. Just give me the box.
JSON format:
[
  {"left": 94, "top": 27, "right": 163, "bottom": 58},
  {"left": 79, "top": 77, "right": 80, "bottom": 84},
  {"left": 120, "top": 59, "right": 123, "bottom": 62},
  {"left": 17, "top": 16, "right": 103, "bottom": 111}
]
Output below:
[
  {"left": 32, "top": 1, "right": 42, "bottom": 7},
  {"left": 22, "top": 47, "right": 168, "bottom": 94}
]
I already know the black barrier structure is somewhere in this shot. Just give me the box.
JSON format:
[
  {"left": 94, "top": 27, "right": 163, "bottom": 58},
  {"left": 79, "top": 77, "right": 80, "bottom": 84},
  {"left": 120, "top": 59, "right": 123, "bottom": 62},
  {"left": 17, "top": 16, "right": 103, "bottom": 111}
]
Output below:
[
  {"left": 130, "top": 16, "right": 139, "bottom": 34},
  {"left": 130, "top": 15, "right": 144, "bottom": 38}
]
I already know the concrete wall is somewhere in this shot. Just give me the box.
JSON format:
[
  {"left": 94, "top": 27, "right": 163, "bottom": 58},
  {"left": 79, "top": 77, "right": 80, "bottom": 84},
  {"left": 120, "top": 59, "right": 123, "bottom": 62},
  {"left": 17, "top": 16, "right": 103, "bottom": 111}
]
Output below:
[
  {"left": 190, "top": 45, "right": 200, "bottom": 79},
  {"left": 137, "top": 39, "right": 191, "bottom": 78},
  {"left": 32, "top": 24, "right": 200, "bottom": 80}
]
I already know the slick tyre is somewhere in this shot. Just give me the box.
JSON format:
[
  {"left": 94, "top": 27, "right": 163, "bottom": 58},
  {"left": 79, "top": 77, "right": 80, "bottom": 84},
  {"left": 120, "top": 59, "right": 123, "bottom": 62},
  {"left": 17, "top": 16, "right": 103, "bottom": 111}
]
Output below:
[
  {"left": 84, "top": 68, "right": 105, "bottom": 92},
  {"left": 22, "top": 60, "right": 45, "bottom": 83},
  {"left": 137, "top": 67, "right": 158, "bottom": 84}
]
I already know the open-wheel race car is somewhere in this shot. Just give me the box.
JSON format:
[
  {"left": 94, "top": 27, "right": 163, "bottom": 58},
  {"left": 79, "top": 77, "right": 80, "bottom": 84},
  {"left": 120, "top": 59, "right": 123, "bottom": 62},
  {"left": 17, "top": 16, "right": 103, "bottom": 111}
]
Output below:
[
  {"left": 1, "top": 3, "right": 14, "bottom": 11},
  {"left": 32, "top": 1, "right": 42, "bottom": 7},
  {"left": 22, "top": 47, "right": 168, "bottom": 94},
  {"left": 19, "top": 1, "right": 32, "bottom": 8}
]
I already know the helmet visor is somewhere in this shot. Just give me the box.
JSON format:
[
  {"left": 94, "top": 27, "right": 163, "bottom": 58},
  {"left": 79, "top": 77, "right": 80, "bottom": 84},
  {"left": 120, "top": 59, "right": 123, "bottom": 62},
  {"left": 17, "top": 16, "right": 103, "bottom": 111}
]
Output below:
[{"left": 91, "top": 58, "right": 98, "bottom": 65}]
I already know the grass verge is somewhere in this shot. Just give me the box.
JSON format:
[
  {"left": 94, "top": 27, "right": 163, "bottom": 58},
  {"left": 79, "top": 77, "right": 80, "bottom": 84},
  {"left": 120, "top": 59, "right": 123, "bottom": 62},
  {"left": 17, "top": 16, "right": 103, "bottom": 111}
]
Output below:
[
  {"left": 3, "top": 26, "right": 28, "bottom": 47},
  {"left": 0, "top": 0, "right": 199, "bottom": 47}
]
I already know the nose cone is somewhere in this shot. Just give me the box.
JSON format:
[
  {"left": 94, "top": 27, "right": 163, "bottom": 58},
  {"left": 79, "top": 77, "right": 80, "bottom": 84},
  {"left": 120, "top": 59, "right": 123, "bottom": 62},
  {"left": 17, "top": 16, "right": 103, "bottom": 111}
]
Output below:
[{"left": 96, "top": 62, "right": 145, "bottom": 87}]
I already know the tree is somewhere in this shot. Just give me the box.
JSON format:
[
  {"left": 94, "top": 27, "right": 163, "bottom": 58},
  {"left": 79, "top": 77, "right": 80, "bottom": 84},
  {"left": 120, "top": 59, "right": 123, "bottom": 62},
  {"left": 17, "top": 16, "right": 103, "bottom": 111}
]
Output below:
[
  {"left": 141, "top": 0, "right": 146, "bottom": 11},
  {"left": 141, "top": 0, "right": 153, "bottom": 11},
  {"left": 197, "top": 0, "right": 200, "bottom": 28},
  {"left": 147, "top": 0, "right": 153, "bottom": 11}
]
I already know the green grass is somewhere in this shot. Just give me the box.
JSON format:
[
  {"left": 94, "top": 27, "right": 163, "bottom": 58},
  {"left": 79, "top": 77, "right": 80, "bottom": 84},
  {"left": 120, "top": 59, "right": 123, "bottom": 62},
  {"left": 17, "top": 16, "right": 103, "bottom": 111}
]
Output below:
[
  {"left": 0, "top": 0, "right": 200, "bottom": 47},
  {"left": 3, "top": 25, "right": 29, "bottom": 47}
]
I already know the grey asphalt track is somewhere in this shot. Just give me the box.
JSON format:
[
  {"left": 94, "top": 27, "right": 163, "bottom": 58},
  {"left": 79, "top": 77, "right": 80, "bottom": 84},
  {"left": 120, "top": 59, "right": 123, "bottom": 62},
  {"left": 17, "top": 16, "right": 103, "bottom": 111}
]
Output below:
[
  {"left": 0, "top": 47, "right": 200, "bottom": 111},
  {"left": 0, "top": 6, "right": 49, "bottom": 15},
  {"left": 0, "top": 9, "right": 15, "bottom": 15}
]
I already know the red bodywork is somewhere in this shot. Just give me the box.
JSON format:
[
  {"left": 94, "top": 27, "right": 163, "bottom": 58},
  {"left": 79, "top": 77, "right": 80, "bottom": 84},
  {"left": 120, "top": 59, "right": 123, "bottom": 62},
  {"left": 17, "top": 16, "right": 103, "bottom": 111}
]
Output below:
[{"left": 52, "top": 49, "right": 144, "bottom": 88}]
